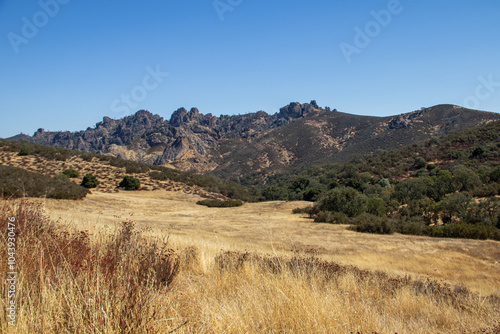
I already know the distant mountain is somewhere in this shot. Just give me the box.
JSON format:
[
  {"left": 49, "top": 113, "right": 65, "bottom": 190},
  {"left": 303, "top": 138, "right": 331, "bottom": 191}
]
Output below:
[{"left": 9, "top": 102, "right": 500, "bottom": 179}]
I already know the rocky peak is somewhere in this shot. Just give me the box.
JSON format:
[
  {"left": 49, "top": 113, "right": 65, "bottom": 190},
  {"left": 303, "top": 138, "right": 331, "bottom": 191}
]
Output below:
[
  {"left": 278, "top": 100, "right": 321, "bottom": 120},
  {"left": 34, "top": 128, "right": 45, "bottom": 137},
  {"left": 170, "top": 108, "right": 188, "bottom": 127},
  {"left": 188, "top": 107, "right": 200, "bottom": 120},
  {"left": 170, "top": 107, "right": 201, "bottom": 127}
]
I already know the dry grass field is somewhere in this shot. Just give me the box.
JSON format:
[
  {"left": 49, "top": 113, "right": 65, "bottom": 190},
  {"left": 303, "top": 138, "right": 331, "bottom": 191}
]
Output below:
[
  {"left": 1, "top": 193, "right": 500, "bottom": 333},
  {"left": 42, "top": 190, "right": 500, "bottom": 297}
]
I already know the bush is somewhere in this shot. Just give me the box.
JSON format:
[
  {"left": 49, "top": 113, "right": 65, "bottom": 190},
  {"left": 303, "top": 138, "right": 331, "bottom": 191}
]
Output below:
[
  {"left": 471, "top": 146, "right": 486, "bottom": 158},
  {"left": 62, "top": 168, "right": 79, "bottom": 178},
  {"left": 377, "top": 178, "right": 391, "bottom": 189},
  {"left": 317, "top": 187, "right": 367, "bottom": 217},
  {"left": 395, "top": 217, "right": 426, "bottom": 235},
  {"left": 423, "top": 223, "right": 500, "bottom": 241},
  {"left": 303, "top": 188, "right": 323, "bottom": 202},
  {"left": 196, "top": 199, "right": 243, "bottom": 208},
  {"left": 350, "top": 214, "right": 395, "bottom": 235},
  {"left": 119, "top": 175, "right": 141, "bottom": 190},
  {"left": 413, "top": 157, "right": 427, "bottom": 170},
  {"left": 426, "top": 164, "right": 436, "bottom": 171},
  {"left": 81, "top": 174, "right": 99, "bottom": 189},
  {"left": 490, "top": 165, "right": 500, "bottom": 183},
  {"left": 366, "top": 197, "right": 387, "bottom": 217},
  {"left": 262, "top": 186, "right": 288, "bottom": 201},
  {"left": 451, "top": 165, "right": 482, "bottom": 192},
  {"left": 471, "top": 183, "right": 500, "bottom": 197},
  {"left": 18, "top": 146, "right": 31, "bottom": 156}
]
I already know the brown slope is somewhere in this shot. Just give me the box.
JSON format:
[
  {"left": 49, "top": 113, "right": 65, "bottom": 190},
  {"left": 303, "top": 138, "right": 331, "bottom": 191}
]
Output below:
[
  {"left": 0, "top": 147, "right": 229, "bottom": 200},
  {"left": 212, "top": 104, "right": 500, "bottom": 178}
]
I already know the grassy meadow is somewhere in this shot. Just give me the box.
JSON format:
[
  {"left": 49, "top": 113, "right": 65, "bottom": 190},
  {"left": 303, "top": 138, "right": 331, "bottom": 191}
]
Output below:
[{"left": 1, "top": 191, "right": 499, "bottom": 333}]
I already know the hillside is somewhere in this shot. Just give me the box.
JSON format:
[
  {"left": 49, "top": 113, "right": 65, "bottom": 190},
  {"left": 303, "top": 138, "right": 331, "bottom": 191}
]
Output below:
[
  {"left": 253, "top": 119, "right": 500, "bottom": 187},
  {"left": 262, "top": 120, "right": 500, "bottom": 240},
  {"left": 9, "top": 102, "right": 500, "bottom": 180},
  {"left": 0, "top": 139, "right": 256, "bottom": 201}
]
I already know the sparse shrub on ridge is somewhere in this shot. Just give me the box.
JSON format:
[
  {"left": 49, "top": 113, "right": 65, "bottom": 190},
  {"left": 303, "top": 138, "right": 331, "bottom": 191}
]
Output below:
[
  {"left": 18, "top": 146, "right": 31, "bottom": 156},
  {"left": 62, "top": 168, "right": 79, "bottom": 178},
  {"left": 81, "top": 173, "right": 99, "bottom": 189},
  {"left": 119, "top": 175, "right": 141, "bottom": 190}
]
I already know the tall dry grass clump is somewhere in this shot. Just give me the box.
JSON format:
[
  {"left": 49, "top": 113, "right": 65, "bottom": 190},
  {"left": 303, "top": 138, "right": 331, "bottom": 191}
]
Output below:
[
  {"left": 0, "top": 200, "right": 180, "bottom": 333},
  {"left": 168, "top": 251, "right": 500, "bottom": 333}
]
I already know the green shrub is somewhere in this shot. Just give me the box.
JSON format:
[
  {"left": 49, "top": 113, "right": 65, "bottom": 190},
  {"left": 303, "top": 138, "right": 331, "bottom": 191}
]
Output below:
[
  {"left": 317, "top": 187, "right": 367, "bottom": 217},
  {"left": 434, "top": 192, "right": 472, "bottom": 224},
  {"left": 62, "top": 168, "right": 79, "bottom": 178},
  {"left": 119, "top": 176, "right": 141, "bottom": 190},
  {"left": 395, "top": 217, "right": 426, "bottom": 235},
  {"left": 471, "top": 183, "right": 500, "bottom": 197},
  {"left": 81, "top": 174, "right": 99, "bottom": 189},
  {"left": 451, "top": 165, "right": 482, "bottom": 192},
  {"left": 303, "top": 188, "right": 323, "bottom": 202},
  {"left": 262, "top": 186, "right": 288, "bottom": 201},
  {"left": 366, "top": 197, "right": 387, "bottom": 217},
  {"left": 345, "top": 179, "right": 367, "bottom": 192},
  {"left": 18, "top": 146, "right": 31, "bottom": 156},
  {"left": 490, "top": 165, "right": 500, "bottom": 183},
  {"left": 350, "top": 214, "right": 395, "bottom": 235},
  {"left": 148, "top": 169, "right": 257, "bottom": 202},
  {"left": 291, "top": 177, "right": 310, "bottom": 192},
  {"left": 426, "top": 164, "right": 436, "bottom": 171},
  {"left": 377, "top": 178, "right": 391, "bottom": 189},
  {"left": 471, "top": 146, "right": 486, "bottom": 158},
  {"left": 423, "top": 223, "right": 500, "bottom": 241},
  {"left": 413, "top": 157, "right": 427, "bottom": 170},
  {"left": 196, "top": 199, "right": 243, "bottom": 208}
]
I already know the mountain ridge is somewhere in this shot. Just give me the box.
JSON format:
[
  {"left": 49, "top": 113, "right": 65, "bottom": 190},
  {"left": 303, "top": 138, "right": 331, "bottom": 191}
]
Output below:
[{"left": 9, "top": 102, "right": 500, "bottom": 179}]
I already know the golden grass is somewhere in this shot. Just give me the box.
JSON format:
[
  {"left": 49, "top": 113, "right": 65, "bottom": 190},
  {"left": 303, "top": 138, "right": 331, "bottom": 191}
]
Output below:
[
  {"left": 42, "top": 190, "right": 500, "bottom": 296},
  {"left": 1, "top": 194, "right": 500, "bottom": 333}
]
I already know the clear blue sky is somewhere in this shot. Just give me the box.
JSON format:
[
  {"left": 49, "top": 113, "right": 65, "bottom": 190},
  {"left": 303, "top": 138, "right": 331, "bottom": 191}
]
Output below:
[{"left": 1, "top": 0, "right": 500, "bottom": 138}]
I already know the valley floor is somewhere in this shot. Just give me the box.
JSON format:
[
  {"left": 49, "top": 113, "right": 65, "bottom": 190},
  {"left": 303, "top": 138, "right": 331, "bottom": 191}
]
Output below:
[{"left": 42, "top": 190, "right": 500, "bottom": 296}]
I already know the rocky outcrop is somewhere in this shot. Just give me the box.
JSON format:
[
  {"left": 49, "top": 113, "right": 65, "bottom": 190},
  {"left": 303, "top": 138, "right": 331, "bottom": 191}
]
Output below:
[
  {"left": 8, "top": 103, "right": 500, "bottom": 175},
  {"left": 278, "top": 101, "right": 320, "bottom": 119}
]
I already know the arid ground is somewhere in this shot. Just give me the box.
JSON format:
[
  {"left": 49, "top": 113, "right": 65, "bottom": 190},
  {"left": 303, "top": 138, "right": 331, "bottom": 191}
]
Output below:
[{"left": 41, "top": 190, "right": 500, "bottom": 296}]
